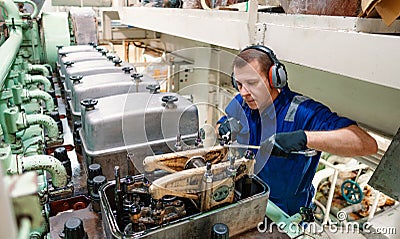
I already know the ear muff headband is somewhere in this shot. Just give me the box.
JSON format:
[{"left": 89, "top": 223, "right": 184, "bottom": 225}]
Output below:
[
  {"left": 231, "top": 45, "right": 287, "bottom": 90},
  {"left": 231, "top": 72, "right": 238, "bottom": 91}
]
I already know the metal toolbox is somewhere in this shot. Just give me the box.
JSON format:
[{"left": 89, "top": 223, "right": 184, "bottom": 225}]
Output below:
[
  {"left": 79, "top": 92, "right": 199, "bottom": 179},
  {"left": 68, "top": 73, "right": 158, "bottom": 121},
  {"left": 99, "top": 174, "right": 269, "bottom": 239}
]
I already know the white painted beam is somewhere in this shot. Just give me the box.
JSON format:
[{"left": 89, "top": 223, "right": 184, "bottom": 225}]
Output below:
[
  {"left": 263, "top": 23, "right": 400, "bottom": 90},
  {"left": 120, "top": 7, "right": 252, "bottom": 50}
]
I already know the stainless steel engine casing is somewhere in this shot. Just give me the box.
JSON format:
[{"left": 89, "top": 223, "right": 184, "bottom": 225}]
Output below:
[
  {"left": 61, "top": 61, "right": 132, "bottom": 96},
  {"left": 68, "top": 73, "right": 158, "bottom": 121},
  {"left": 57, "top": 45, "right": 96, "bottom": 55},
  {"left": 60, "top": 59, "right": 116, "bottom": 79},
  {"left": 79, "top": 92, "right": 199, "bottom": 179},
  {"left": 59, "top": 51, "right": 106, "bottom": 66}
]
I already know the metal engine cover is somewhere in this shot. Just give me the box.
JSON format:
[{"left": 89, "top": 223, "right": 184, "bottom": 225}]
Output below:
[
  {"left": 60, "top": 59, "right": 118, "bottom": 79},
  {"left": 59, "top": 51, "right": 106, "bottom": 65},
  {"left": 57, "top": 45, "right": 97, "bottom": 55},
  {"left": 79, "top": 92, "right": 199, "bottom": 178},
  {"left": 61, "top": 61, "right": 133, "bottom": 94},
  {"left": 69, "top": 73, "right": 158, "bottom": 120}
]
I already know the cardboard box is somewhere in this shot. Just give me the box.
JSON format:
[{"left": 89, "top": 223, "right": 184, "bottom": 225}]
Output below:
[{"left": 362, "top": 0, "right": 400, "bottom": 26}]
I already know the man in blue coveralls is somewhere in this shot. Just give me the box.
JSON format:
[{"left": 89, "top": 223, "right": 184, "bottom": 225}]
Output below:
[{"left": 217, "top": 45, "right": 378, "bottom": 216}]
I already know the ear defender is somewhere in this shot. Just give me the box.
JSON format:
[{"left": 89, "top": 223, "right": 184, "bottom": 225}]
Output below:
[
  {"left": 231, "top": 72, "right": 239, "bottom": 91},
  {"left": 231, "top": 45, "right": 287, "bottom": 91}
]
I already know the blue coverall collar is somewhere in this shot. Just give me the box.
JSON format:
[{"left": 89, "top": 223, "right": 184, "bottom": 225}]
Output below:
[{"left": 260, "top": 85, "right": 291, "bottom": 120}]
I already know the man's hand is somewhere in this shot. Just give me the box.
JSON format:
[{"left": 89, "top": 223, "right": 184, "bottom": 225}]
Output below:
[
  {"left": 261, "top": 130, "right": 307, "bottom": 157},
  {"left": 218, "top": 117, "right": 242, "bottom": 144}
]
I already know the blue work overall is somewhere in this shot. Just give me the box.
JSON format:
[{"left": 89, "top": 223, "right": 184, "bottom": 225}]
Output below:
[{"left": 219, "top": 86, "right": 355, "bottom": 215}]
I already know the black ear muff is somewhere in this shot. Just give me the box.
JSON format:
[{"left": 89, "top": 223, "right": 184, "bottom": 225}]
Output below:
[
  {"left": 239, "top": 45, "right": 287, "bottom": 89},
  {"left": 231, "top": 72, "right": 239, "bottom": 91}
]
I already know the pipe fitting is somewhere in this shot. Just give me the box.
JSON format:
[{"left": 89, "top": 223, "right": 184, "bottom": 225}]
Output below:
[
  {"left": 24, "top": 89, "right": 55, "bottom": 111},
  {"left": 26, "top": 75, "right": 52, "bottom": 91},
  {"left": 28, "top": 64, "right": 50, "bottom": 77},
  {"left": 25, "top": 113, "right": 59, "bottom": 140},
  {"left": 20, "top": 155, "right": 67, "bottom": 188},
  {"left": 13, "top": 0, "right": 38, "bottom": 18}
]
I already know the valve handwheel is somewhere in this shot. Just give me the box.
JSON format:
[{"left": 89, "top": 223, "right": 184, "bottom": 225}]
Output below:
[
  {"left": 80, "top": 98, "right": 98, "bottom": 110},
  {"left": 341, "top": 179, "right": 363, "bottom": 204},
  {"left": 162, "top": 95, "right": 178, "bottom": 104}
]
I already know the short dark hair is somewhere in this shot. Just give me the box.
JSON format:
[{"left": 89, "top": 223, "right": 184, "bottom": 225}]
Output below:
[{"left": 233, "top": 48, "right": 273, "bottom": 79}]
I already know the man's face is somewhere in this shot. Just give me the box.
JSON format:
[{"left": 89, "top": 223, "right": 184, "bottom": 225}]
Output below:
[{"left": 233, "top": 60, "right": 273, "bottom": 111}]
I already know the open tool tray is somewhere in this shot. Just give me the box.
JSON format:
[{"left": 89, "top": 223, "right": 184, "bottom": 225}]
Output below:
[{"left": 99, "top": 174, "right": 269, "bottom": 239}]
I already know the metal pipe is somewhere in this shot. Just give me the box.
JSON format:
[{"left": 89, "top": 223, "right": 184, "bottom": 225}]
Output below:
[
  {"left": 368, "top": 190, "right": 381, "bottom": 220},
  {"left": 0, "top": 28, "right": 22, "bottom": 89},
  {"left": 13, "top": 0, "right": 38, "bottom": 18},
  {"left": 27, "top": 75, "right": 52, "bottom": 91},
  {"left": 323, "top": 169, "right": 339, "bottom": 225},
  {"left": 20, "top": 155, "right": 67, "bottom": 187},
  {"left": 24, "top": 89, "right": 55, "bottom": 111},
  {"left": 17, "top": 217, "right": 31, "bottom": 239},
  {"left": 28, "top": 64, "right": 50, "bottom": 77},
  {"left": 43, "top": 64, "right": 53, "bottom": 74},
  {"left": 0, "top": 0, "right": 22, "bottom": 88},
  {"left": 25, "top": 113, "right": 58, "bottom": 140},
  {"left": 108, "top": 42, "right": 114, "bottom": 53},
  {"left": 0, "top": 0, "right": 22, "bottom": 18}
]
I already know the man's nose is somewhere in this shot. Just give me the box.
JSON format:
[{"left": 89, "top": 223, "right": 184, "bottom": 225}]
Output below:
[{"left": 239, "top": 84, "right": 250, "bottom": 96}]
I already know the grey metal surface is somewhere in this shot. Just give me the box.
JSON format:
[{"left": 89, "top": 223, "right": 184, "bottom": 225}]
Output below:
[
  {"left": 69, "top": 73, "right": 158, "bottom": 118},
  {"left": 80, "top": 92, "right": 198, "bottom": 152},
  {"left": 81, "top": 137, "right": 192, "bottom": 179},
  {"left": 51, "top": 0, "right": 112, "bottom": 7},
  {"left": 59, "top": 51, "right": 105, "bottom": 64},
  {"left": 100, "top": 175, "right": 269, "bottom": 239},
  {"left": 367, "top": 204, "right": 399, "bottom": 239},
  {"left": 368, "top": 128, "right": 400, "bottom": 201},
  {"left": 58, "top": 52, "right": 108, "bottom": 77},
  {"left": 69, "top": 7, "right": 98, "bottom": 45},
  {"left": 62, "top": 61, "right": 132, "bottom": 93},
  {"left": 58, "top": 45, "right": 96, "bottom": 55},
  {"left": 61, "top": 59, "right": 115, "bottom": 79},
  {"left": 79, "top": 92, "right": 199, "bottom": 178}
]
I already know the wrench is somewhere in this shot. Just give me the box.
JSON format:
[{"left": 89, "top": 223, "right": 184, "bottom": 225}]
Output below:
[{"left": 223, "top": 143, "right": 317, "bottom": 156}]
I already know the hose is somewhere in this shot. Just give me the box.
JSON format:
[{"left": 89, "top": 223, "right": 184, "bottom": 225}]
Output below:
[{"left": 20, "top": 155, "right": 67, "bottom": 187}]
